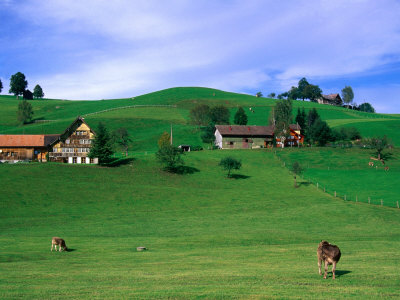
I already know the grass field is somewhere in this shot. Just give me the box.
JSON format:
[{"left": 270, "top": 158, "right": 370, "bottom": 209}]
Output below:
[
  {"left": 1, "top": 151, "right": 399, "bottom": 298},
  {"left": 1, "top": 87, "right": 400, "bottom": 298}
]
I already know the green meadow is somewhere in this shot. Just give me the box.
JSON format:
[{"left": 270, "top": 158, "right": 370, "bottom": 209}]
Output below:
[{"left": 1, "top": 87, "right": 400, "bottom": 298}]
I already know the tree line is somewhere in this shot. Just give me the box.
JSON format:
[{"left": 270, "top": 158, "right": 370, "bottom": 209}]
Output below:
[{"left": 2, "top": 72, "right": 44, "bottom": 99}]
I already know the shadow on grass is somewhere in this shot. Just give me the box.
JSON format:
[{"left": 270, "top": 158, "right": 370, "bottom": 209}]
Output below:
[
  {"left": 169, "top": 166, "right": 200, "bottom": 174},
  {"left": 102, "top": 157, "right": 136, "bottom": 167},
  {"left": 66, "top": 248, "right": 77, "bottom": 252},
  {"left": 229, "top": 174, "right": 251, "bottom": 180},
  {"left": 299, "top": 182, "right": 312, "bottom": 186},
  {"left": 334, "top": 270, "right": 351, "bottom": 278},
  {"left": 380, "top": 152, "right": 395, "bottom": 162}
]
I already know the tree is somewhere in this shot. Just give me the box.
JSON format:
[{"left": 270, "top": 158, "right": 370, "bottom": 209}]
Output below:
[
  {"left": 89, "top": 122, "right": 114, "bottom": 164},
  {"left": 267, "top": 92, "right": 276, "bottom": 98},
  {"left": 295, "top": 107, "right": 307, "bottom": 134},
  {"left": 201, "top": 123, "right": 216, "bottom": 148},
  {"left": 341, "top": 86, "right": 354, "bottom": 109},
  {"left": 0, "top": 79, "right": 3, "bottom": 93},
  {"left": 158, "top": 131, "right": 171, "bottom": 148},
  {"left": 219, "top": 157, "right": 241, "bottom": 178},
  {"left": 287, "top": 86, "right": 300, "bottom": 100},
  {"left": 234, "top": 107, "right": 248, "bottom": 125},
  {"left": 33, "top": 84, "right": 44, "bottom": 99},
  {"left": 368, "top": 136, "right": 390, "bottom": 160},
  {"left": 189, "top": 104, "right": 211, "bottom": 126},
  {"left": 297, "top": 77, "right": 309, "bottom": 100},
  {"left": 113, "top": 127, "right": 132, "bottom": 157},
  {"left": 308, "top": 118, "right": 332, "bottom": 146},
  {"left": 17, "top": 100, "right": 33, "bottom": 124},
  {"left": 291, "top": 161, "right": 303, "bottom": 188},
  {"left": 273, "top": 99, "right": 293, "bottom": 145},
  {"left": 358, "top": 102, "right": 375, "bottom": 113},
  {"left": 9, "top": 72, "right": 28, "bottom": 98},
  {"left": 256, "top": 91, "right": 263, "bottom": 97},
  {"left": 303, "top": 84, "right": 322, "bottom": 102},
  {"left": 210, "top": 105, "right": 230, "bottom": 124},
  {"left": 156, "top": 133, "right": 184, "bottom": 172},
  {"left": 23, "top": 89, "right": 33, "bottom": 100}
]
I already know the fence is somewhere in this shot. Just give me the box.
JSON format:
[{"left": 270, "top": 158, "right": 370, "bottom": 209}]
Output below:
[
  {"left": 83, "top": 104, "right": 177, "bottom": 117},
  {"left": 274, "top": 151, "right": 399, "bottom": 209}
]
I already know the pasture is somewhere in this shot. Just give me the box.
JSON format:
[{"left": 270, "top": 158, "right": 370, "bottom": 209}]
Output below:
[{"left": 1, "top": 150, "right": 399, "bottom": 298}]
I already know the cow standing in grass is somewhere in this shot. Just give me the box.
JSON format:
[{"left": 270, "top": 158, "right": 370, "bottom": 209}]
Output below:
[
  {"left": 317, "top": 241, "right": 341, "bottom": 279},
  {"left": 51, "top": 237, "right": 68, "bottom": 252}
]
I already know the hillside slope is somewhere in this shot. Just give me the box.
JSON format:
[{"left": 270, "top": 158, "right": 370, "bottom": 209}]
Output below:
[{"left": 1, "top": 87, "right": 399, "bottom": 150}]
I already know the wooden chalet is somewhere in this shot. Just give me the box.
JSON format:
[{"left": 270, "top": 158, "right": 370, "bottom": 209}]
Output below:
[
  {"left": 48, "top": 116, "right": 98, "bottom": 164},
  {"left": 0, "top": 134, "right": 59, "bottom": 162},
  {"left": 317, "top": 94, "right": 343, "bottom": 106},
  {"left": 215, "top": 125, "right": 275, "bottom": 149}
]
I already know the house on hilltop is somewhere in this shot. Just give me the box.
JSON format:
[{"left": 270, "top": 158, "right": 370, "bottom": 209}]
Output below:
[
  {"left": 0, "top": 134, "right": 59, "bottom": 162},
  {"left": 0, "top": 116, "right": 98, "bottom": 164},
  {"left": 317, "top": 94, "right": 343, "bottom": 106},
  {"left": 214, "top": 124, "right": 303, "bottom": 149},
  {"left": 48, "top": 116, "right": 98, "bottom": 164}
]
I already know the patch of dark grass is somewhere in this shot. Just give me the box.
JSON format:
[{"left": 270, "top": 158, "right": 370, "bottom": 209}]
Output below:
[{"left": 229, "top": 174, "right": 250, "bottom": 179}]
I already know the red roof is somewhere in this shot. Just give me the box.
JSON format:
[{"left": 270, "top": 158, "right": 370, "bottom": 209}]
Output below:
[{"left": 0, "top": 135, "right": 59, "bottom": 147}]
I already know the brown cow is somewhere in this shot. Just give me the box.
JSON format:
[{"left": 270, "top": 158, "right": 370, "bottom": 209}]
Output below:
[
  {"left": 317, "top": 241, "right": 341, "bottom": 279},
  {"left": 51, "top": 237, "right": 68, "bottom": 252}
]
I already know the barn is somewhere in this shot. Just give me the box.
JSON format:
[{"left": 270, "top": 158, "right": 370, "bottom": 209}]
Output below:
[{"left": 215, "top": 125, "right": 275, "bottom": 149}]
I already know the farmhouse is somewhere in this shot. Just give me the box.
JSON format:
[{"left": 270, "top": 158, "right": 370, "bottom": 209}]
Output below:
[
  {"left": 317, "top": 94, "right": 343, "bottom": 106},
  {"left": 48, "top": 116, "right": 98, "bottom": 164},
  {"left": 0, "top": 116, "right": 98, "bottom": 164},
  {"left": 215, "top": 125, "right": 275, "bottom": 149},
  {"left": 0, "top": 134, "right": 59, "bottom": 162},
  {"left": 215, "top": 124, "right": 303, "bottom": 149}
]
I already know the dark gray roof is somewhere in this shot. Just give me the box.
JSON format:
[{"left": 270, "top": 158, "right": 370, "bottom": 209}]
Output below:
[{"left": 215, "top": 125, "right": 274, "bottom": 136}]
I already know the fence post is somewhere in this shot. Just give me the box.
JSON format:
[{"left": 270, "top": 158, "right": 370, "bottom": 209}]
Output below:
[
  {"left": 334, "top": 191, "right": 336, "bottom": 197},
  {"left": 381, "top": 199, "right": 383, "bottom": 206},
  {"left": 344, "top": 195, "right": 346, "bottom": 201},
  {"left": 368, "top": 197, "right": 370, "bottom": 204},
  {"left": 324, "top": 187, "right": 326, "bottom": 193},
  {"left": 397, "top": 201, "right": 399, "bottom": 209},
  {"left": 317, "top": 183, "right": 319, "bottom": 189}
]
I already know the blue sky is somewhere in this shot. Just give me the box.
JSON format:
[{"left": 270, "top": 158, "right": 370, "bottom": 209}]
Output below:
[{"left": 1, "top": 0, "right": 400, "bottom": 113}]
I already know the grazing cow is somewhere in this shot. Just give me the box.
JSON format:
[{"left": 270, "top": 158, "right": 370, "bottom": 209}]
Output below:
[
  {"left": 317, "top": 241, "right": 341, "bottom": 279},
  {"left": 51, "top": 237, "right": 67, "bottom": 252},
  {"left": 384, "top": 166, "right": 389, "bottom": 171},
  {"left": 368, "top": 161, "right": 374, "bottom": 167}
]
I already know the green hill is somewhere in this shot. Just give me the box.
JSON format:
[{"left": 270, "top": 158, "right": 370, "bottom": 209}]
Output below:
[
  {"left": 1, "top": 87, "right": 400, "bottom": 150},
  {"left": 1, "top": 87, "right": 399, "bottom": 298}
]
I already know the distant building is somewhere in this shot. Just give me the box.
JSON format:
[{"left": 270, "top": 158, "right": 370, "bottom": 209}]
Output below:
[
  {"left": 215, "top": 125, "right": 275, "bottom": 149},
  {"left": 317, "top": 94, "right": 343, "bottom": 106},
  {"left": 215, "top": 124, "right": 303, "bottom": 149},
  {"left": 0, "top": 116, "right": 98, "bottom": 164}
]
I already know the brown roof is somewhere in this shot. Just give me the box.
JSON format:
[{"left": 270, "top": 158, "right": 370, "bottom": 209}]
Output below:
[
  {"left": 215, "top": 125, "right": 274, "bottom": 136},
  {"left": 289, "top": 124, "right": 301, "bottom": 131},
  {"left": 322, "top": 93, "right": 341, "bottom": 100},
  {"left": 0, "top": 135, "right": 59, "bottom": 147}
]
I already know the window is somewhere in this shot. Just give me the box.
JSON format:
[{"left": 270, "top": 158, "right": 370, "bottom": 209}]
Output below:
[
  {"left": 90, "top": 158, "right": 95, "bottom": 164},
  {"left": 65, "top": 139, "right": 70, "bottom": 144},
  {"left": 72, "top": 157, "right": 77, "bottom": 163},
  {"left": 81, "top": 158, "right": 86, "bottom": 164}
]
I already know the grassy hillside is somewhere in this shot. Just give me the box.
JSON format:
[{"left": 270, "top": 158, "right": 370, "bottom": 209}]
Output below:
[
  {"left": 1, "top": 151, "right": 399, "bottom": 298},
  {"left": 1, "top": 87, "right": 400, "bottom": 150}
]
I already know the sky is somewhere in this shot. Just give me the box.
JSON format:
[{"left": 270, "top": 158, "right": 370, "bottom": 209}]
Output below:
[{"left": 1, "top": 0, "right": 400, "bottom": 113}]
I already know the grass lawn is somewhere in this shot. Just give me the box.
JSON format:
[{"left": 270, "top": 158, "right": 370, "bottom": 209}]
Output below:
[{"left": 1, "top": 150, "right": 399, "bottom": 298}]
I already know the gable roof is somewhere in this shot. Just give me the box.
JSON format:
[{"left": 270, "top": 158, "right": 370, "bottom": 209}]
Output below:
[
  {"left": 215, "top": 125, "right": 274, "bottom": 136},
  {"left": 321, "top": 93, "right": 342, "bottom": 101},
  {"left": 0, "top": 134, "right": 59, "bottom": 147}
]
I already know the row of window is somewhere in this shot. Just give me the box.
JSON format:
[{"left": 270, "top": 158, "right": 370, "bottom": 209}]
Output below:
[
  {"left": 54, "top": 148, "right": 91, "bottom": 153},
  {"left": 75, "top": 131, "right": 88, "bottom": 136},
  {"left": 72, "top": 157, "right": 95, "bottom": 164},
  {"left": 65, "top": 139, "right": 91, "bottom": 144}
]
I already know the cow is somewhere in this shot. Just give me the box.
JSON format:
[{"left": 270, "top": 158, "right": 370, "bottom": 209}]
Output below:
[
  {"left": 368, "top": 161, "right": 374, "bottom": 167},
  {"left": 384, "top": 166, "right": 389, "bottom": 171},
  {"left": 51, "top": 237, "right": 68, "bottom": 252},
  {"left": 317, "top": 241, "right": 341, "bottom": 279}
]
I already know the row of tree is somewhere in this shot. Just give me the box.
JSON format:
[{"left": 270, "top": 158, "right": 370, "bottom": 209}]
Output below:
[{"left": 1, "top": 72, "right": 44, "bottom": 99}]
